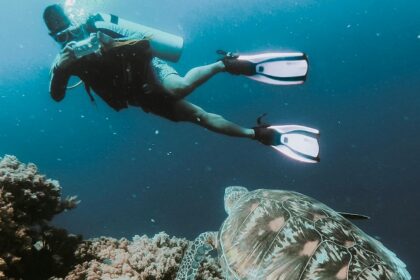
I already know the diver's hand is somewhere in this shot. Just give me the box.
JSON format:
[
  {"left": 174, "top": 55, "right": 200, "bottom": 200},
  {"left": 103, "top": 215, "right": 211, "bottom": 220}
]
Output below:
[
  {"left": 97, "top": 31, "right": 115, "bottom": 51},
  {"left": 55, "top": 44, "right": 77, "bottom": 72}
]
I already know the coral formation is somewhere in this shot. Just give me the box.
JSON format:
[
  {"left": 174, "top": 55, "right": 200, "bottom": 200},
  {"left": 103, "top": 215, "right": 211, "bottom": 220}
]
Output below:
[
  {"left": 61, "top": 232, "right": 222, "bottom": 280},
  {"left": 0, "top": 155, "right": 81, "bottom": 279},
  {"left": 0, "top": 155, "right": 222, "bottom": 279}
]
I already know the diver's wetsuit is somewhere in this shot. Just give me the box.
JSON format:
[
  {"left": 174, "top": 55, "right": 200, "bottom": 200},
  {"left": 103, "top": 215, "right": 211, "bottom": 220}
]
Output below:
[{"left": 49, "top": 13, "right": 180, "bottom": 120}]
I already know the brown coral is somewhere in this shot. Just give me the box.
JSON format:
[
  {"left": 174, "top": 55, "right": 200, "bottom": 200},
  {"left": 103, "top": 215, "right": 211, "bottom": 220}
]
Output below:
[
  {"left": 0, "top": 155, "right": 81, "bottom": 279},
  {"left": 62, "top": 232, "right": 222, "bottom": 280},
  {"left": 0, "top": 155, "right": 222, "bottom": 279}
]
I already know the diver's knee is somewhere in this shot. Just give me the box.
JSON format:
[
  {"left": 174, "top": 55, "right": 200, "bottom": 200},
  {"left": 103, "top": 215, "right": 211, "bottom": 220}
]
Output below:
[{"left": 166, "top": 78, "right": 193, "bottom": 98}]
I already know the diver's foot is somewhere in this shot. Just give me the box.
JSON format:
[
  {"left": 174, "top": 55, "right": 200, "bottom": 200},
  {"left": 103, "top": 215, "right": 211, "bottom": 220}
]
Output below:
[
  {"left": 253, "top": 127, "right": 280, "bottom": 146},
  {"left": 222, "top": 56, "right": 256, "bottom": 75},
  {"left": 218, "top": 50, "right": 256, "bottom": 75}
]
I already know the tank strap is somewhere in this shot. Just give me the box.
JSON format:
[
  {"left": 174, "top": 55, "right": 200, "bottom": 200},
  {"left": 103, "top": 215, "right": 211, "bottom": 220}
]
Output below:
[
  {"left": 83, "top": 82, "right": 96, "bottom": 103},
  {"left": 110, "top": 14, "right": 119, "bottom": 24},
  {"left": 85, "top": 13, "right": 104, "bottom": 33}
]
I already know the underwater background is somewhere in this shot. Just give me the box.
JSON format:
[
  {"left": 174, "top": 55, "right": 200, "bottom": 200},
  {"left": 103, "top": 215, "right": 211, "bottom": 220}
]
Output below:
[{"left": 0, "top": 0, "right": 419, "bottom": 278}]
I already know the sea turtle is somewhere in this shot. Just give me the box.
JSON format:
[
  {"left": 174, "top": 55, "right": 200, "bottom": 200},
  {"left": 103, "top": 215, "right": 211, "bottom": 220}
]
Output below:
[{"left": 176, "top": 186, "right": 411, "bottom": 280}]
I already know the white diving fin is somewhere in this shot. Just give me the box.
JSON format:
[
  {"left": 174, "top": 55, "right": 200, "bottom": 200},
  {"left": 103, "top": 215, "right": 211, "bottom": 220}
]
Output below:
[
  {"left": 269, "top": 125, "right": 320, "bottom": 163},
  {"left": 219, "top": 50, "right": 308, "bottom": 85}
]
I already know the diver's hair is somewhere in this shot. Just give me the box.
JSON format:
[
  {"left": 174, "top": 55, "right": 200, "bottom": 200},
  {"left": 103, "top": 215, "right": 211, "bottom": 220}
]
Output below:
[{"left": 43, "top": 4, "right": 71, "bottom": 34}]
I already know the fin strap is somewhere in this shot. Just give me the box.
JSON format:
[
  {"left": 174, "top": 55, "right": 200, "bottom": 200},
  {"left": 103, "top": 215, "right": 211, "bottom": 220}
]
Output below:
[
  {"left": 216, "top": 49, "right": 239, "bottom": 59},
  {"left": 256, "top": 113, "right": 270, "bottom": 127},
  {"left": 84, "top": 82, "right": 96, "bottom": 103}
]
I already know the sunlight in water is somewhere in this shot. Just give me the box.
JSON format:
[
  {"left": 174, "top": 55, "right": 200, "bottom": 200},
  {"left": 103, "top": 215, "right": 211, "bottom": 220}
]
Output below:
[{"left": 64, "top": 0, "right": 106, "bottom": 24}]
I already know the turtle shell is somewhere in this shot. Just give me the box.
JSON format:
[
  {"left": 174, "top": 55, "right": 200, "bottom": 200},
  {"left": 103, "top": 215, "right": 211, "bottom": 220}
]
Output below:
[{"left": 218, "top": 189, "right": 410, "bottom": 280}]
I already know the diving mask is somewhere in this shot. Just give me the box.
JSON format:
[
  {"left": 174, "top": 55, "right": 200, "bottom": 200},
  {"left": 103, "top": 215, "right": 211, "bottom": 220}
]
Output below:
[{"left": 52, "top": 24, "right": 87, "bottom": 45}]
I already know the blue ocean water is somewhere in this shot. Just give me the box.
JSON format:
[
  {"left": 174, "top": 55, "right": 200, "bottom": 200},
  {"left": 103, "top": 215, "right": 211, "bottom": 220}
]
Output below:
[{"left": 0, "top": 0, "right": 419, "bottom": 277}]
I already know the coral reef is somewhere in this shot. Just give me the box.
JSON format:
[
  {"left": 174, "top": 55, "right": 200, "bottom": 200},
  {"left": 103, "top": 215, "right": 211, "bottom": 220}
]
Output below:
[
  {"left": 0, "top": 155, "right": 81, "bottom": 279},
  {"left": 0, "top": 155, "right": 222, "bottom": 279},
  {"left": 60, "top": 232, "right": 222, "bottom": 280}
]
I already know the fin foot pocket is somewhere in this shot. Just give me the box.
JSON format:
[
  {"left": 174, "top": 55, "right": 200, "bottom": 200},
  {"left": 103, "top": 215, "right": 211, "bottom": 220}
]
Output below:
[
  {"left": 253, "top": 127, "right": 280, "bottom": 146},
  {"left": 253, "top": 115, "right": 320, "bottom": 163},
  {"left": 218, "top": 50, "right": 256, "bottom": 75},
  {"left": 218, "top": 49, "right": 309, "bottom": 85}
]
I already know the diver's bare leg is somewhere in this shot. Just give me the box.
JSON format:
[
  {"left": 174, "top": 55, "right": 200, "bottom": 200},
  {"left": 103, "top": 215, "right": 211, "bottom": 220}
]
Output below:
[
  {"left": 172, "top": 99, "right": 254, "bottom": 138},
  {"left": 163, "top": 61, "right": 225, "bottom": 99}
]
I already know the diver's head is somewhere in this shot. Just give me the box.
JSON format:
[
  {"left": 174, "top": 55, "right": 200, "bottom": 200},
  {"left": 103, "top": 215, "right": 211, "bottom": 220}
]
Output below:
[
  {"left": 43, "top": 4, "right": 87, "bottom": 46},
  {"left": 43, "top": 4, "right": 71, "bottom": 37}
]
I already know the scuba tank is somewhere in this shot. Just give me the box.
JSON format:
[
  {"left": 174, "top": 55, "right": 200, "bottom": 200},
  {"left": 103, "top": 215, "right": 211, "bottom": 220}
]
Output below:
[
  {"left": 46, "top": 6, "right": 184, "bottom": 62},
  {"left": 91, "top": 13, "right": 184, "bottom": 62}
]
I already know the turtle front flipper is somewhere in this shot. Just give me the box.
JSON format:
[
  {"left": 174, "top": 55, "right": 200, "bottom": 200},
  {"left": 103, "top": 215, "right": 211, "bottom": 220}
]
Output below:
[{"left": 176, "top": 231, "right": 218, "bottom": 280}]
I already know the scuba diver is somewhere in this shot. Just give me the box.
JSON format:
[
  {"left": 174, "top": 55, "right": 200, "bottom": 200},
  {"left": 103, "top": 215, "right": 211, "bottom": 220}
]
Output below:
[{"left": 43, "top": 4, "right": 320, "bottom": 163}]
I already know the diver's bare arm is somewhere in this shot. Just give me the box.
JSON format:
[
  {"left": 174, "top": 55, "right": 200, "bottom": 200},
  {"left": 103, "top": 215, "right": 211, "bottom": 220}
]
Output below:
[
  {"left": 49, "top": 46, "right": 76, "bottom": 101},
  {"left": 49, "top": 68, "right": 70, "bottom": 102}
]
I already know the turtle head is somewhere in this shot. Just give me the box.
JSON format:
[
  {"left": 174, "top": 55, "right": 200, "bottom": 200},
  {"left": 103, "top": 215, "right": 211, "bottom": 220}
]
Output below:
[{"left": 224, "top": 186, "right": 249, "bottom": 215}]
